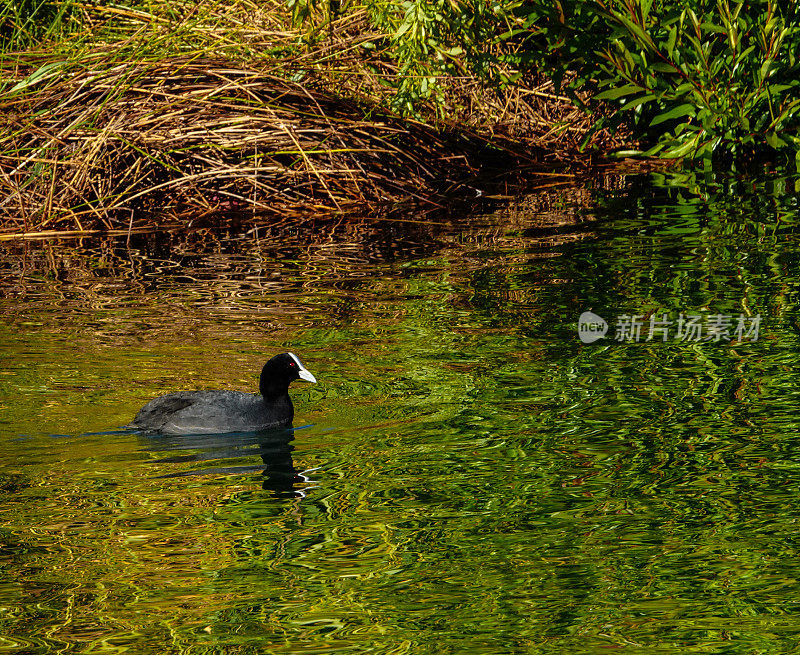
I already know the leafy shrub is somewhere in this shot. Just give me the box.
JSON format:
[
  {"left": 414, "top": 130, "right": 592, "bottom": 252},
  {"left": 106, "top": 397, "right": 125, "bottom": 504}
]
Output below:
[
  {"left": 287, "top": 0, "right": 520, "bottom": 115},
  {"left": 289, "top": 0, "right": 800, "bottom": 163},
  {"left": 591, "top": 0, "right": 800, "bottom": 163}
]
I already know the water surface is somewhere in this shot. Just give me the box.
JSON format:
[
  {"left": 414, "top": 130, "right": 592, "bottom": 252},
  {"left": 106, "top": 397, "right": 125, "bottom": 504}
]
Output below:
[{"left": 2, "top": 172, "right": 800, "bottom": 653}]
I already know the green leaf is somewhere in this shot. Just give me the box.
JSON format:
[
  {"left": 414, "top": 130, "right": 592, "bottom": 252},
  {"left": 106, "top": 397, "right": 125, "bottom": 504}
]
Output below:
[
  {"left": 609, "top": 11, "right": 656, "bottom": 51},
  {"left": 732, "top": 45, "right": 756, "bottom": 74},
  {"left": 777, "top": 98, "right": 800, "bottom": 122},
  {"left": 666, "top": 26, "right": 678, "bottom": 57},
  {"left": 765, "top": 131, "right": 787, "bottom": 149},
  {"left": 768, "top": 84, "right": 793, "bottom": 94},
  {"left": 8, "top": 61, "right": 66, "bottom": 94},
  {"left": 701, "top": 144, "right": 713, "bottom": 171},
  {"left": 699, "top": 22, "right": 727, "bottom": 34},
  {"left": 650, "top": 62, "right": 677, "bottom": 73},
  {"left": 620, "top": 94, "right": 657, "bottom": 111},
  {"left": 650, "top": 103, "right": 697, "bottom": 127},
  {"left": 609, "top": 149, "right": 647, "bottom": 157},
  {"left": 594, "top": 83, "right": 644, "bottom": 101},
  {"left": 759, "top": 58, "right": 775, "bottom": 83},
  {"left": 661, "top": 134, "right": 700, "bottom": 158}
]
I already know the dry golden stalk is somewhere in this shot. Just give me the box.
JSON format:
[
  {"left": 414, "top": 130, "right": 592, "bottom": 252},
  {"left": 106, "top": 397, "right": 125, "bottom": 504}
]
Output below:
[{"left": 1, "top": 55, "right": 551, "bottom": 235}]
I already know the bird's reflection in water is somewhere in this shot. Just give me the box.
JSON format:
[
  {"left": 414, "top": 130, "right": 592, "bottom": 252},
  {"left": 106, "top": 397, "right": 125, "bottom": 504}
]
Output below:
[{"left": 142, "top": 427, "right": 317, "bottom": 498}]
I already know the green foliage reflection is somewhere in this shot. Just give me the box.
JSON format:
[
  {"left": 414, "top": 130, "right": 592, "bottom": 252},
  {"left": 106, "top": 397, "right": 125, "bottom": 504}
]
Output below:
[{"left": 3, "top": 173, "right": 800, "bottom": 651}]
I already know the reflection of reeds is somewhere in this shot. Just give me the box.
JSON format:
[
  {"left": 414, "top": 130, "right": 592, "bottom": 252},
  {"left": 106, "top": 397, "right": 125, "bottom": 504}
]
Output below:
[
  {"left": 0, "top": 54, "right": 545, "bottom": 237},
  {"left": 0, "top": 191, "right": 600, "bottom": 317}
]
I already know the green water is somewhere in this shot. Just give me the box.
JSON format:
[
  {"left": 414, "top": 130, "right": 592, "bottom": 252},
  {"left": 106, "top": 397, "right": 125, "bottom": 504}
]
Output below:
[{"left": 2, "top": 171, "right": 800, "bottom": 653}]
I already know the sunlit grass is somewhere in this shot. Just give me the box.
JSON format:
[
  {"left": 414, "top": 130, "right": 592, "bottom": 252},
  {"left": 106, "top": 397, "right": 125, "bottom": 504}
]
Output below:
[{"left": 1, "top": 0, "right": 301, "bottom": 61}]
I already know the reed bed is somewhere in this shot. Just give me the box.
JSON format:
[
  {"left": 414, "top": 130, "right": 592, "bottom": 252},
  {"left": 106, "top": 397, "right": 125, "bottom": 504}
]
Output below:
[
  {"left": 0, "top": 0, "right": 638, "bottom": 239},
  {"left": 0, "top": 54, "right": 560, "bottom": 237}
]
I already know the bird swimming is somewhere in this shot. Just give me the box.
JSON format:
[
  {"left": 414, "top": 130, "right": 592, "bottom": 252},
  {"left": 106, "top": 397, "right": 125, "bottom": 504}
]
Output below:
[{"left": 129, "top": 352, "right": 316, "bottom": 435}]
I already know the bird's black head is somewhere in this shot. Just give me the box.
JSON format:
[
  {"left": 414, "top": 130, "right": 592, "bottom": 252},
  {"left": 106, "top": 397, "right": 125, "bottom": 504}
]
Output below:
[{"left": 259, "top": 352, "right": 317, "bottom": 398}]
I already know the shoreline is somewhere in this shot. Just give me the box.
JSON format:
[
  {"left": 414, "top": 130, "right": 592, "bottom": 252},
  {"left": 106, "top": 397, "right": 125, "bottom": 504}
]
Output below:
[{"left": 0, "top": 52, "right": 644, "bottom": 240}]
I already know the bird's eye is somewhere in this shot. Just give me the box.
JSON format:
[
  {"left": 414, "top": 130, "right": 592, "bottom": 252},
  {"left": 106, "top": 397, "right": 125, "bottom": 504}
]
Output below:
[{"left": 289, "top": 362, "right": 297, "bottom": 368}]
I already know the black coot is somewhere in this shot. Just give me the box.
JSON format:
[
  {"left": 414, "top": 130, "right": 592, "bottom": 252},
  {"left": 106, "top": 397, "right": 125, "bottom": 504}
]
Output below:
[{"left": 129, "top": 352, "right": 316, "bottom": 435}]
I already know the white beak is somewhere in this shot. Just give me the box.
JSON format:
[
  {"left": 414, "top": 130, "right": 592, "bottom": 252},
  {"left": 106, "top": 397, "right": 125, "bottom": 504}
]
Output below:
[
  {"left": 299, "top": 368, "right": 317, "bottom": 384},
  {"left": 288, "top": 352, "right": 317, "bottom": 384}
]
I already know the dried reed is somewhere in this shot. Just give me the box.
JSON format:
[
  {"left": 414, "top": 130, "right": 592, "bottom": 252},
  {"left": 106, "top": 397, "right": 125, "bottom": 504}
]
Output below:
[{"left": 0, "top": 54, "right": 554, "bottom": 237}]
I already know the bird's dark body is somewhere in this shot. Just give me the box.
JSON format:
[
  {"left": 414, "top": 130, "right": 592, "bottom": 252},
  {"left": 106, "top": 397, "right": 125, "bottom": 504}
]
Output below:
[
  {"left": 128, "top": 352, "right": 314, "bottom": 435},
  {"left": 131, "top": 390, "right": 293, "bottom": 435}
]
